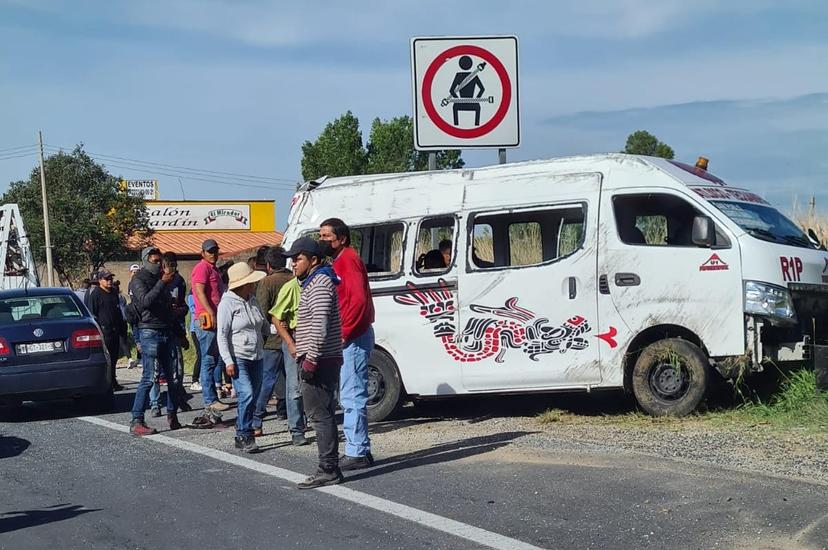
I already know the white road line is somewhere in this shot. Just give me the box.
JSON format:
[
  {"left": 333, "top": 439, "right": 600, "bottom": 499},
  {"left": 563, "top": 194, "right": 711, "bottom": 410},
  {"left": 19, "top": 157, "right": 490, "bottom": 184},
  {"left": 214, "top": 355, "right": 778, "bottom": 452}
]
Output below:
[{"left": 79, "top": 416, "right": 545, "bottom": 550}]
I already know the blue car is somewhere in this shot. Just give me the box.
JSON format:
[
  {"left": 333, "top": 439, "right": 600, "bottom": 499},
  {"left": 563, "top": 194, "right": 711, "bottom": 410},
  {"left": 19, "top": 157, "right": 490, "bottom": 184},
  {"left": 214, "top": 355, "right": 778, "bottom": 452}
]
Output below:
[{"left": 0, "top": 287, "right": 112, "bottom": 409}]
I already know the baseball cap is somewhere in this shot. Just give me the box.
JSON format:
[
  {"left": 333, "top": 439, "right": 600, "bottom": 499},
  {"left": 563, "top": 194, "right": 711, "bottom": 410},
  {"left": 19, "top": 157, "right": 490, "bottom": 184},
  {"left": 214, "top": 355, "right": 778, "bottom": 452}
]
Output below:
[
  {"left": 202, "top": 239, "right": 219, "bottom": 252},
  {"left": 282, "top": 236, "right": 320, "bottom": 258},
  {"left": 129, "top": 264, "right": 140, "bottom": 273},
  {"left": 95, "top": 269, "right": 114, "bottom": 281}
]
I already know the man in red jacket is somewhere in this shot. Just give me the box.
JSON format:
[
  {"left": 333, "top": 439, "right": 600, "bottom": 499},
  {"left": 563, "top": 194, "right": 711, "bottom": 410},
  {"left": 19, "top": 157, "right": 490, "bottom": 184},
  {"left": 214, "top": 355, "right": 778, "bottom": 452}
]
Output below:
[{"left": 319, "top": 217, "right": 376, "bottom": 470}]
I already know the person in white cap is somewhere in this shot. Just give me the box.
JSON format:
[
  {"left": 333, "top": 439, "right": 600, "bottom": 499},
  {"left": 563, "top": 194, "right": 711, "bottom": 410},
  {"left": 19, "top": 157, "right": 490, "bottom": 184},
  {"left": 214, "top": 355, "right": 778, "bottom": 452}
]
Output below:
[{"left": 217, "top": 262, "right": 267, "bottom": 453}]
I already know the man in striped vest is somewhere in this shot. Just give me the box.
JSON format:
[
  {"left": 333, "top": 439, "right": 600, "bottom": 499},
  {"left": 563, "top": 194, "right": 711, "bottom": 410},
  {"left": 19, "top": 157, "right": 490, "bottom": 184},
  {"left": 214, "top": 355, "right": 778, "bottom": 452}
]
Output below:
[{"left": 283, "top": 237, "right": 345, "bottom": 489}]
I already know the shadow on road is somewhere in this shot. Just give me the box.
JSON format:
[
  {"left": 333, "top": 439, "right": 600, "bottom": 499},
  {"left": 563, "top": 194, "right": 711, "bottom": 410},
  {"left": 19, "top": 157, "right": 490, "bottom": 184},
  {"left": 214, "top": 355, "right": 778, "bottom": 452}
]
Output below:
[
  {"left": 344, "top": 430, "right": 535, "bottom": 482},
  {"left": 0, "top": 390, "right": 136, "bottom": 423},
  {"left": 0, "top": 435, "right": 30, "bottom": 459},
  {"left": 0, "top": 504, "right": 100, "bottom": 534}
]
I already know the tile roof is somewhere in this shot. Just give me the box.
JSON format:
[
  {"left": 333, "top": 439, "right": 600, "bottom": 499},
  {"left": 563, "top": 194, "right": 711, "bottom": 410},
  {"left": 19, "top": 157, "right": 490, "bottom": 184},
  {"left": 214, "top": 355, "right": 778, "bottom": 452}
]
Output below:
[{"left": 131, "top": 231, "right": 283, "bottom": 258}]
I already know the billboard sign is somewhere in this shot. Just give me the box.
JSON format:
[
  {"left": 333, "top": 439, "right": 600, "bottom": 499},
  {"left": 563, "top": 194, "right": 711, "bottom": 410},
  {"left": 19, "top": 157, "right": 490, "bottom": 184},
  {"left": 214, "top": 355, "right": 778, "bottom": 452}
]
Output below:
[
  {"left": 147, "top": 203, "right": 251, "bottom": 231},
  {"left": 121, "top": 179, "right": 159, "bottom": 200}
]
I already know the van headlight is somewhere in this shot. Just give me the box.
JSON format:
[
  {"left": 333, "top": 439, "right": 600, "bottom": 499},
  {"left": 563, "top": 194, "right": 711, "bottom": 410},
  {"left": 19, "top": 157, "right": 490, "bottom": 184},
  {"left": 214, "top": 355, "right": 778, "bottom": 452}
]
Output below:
[{"left": 744, "top": 281, "right": 797, "bottom": 325}]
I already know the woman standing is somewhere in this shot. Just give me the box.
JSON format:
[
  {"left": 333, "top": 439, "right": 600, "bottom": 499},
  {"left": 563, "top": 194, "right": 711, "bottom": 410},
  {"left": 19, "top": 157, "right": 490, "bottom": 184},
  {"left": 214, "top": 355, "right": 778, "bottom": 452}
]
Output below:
[{"left": 217, "top": 263, "right": 267, "bottom": 453}]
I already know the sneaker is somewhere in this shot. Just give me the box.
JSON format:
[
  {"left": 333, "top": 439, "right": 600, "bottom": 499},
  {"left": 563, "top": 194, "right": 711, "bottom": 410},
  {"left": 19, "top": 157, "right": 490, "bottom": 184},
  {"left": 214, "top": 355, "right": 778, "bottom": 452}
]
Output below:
[
  {"left": 127, "top": 359, "right": 139, "bottom": 369},
  {"left": 189, "top": 381, "right": 202, "bottom": 391},
  {"left": 151, "top": 405, "right": 162, "bottom": 418},
  {"left": 130, "top": 419, "right": 157, "bottom": 437},
  {"left": 158, "top": 375, "right": 167, "bottom": 385},
  {"left": 297, "top": 468, "right": 344, "bottom": 489},
  {"left": 291, "top": 434, "right": 309, "bottom": 446},
  {"left": 234, "top": 435, "right": 260, "bottom": 453},
  {"left": 167, "top": 413, "right": 181, "bottom": 430},
  {"left": 339, "top": 452, "right": 374, "bottom": 471},
  {"left": 252, "top": 427, "right": 263, "bottom": 437},
  {"left": 112, "top": 382, "right": 124, "bottom": 391},
  {"left": 209, "top": 401, "right": 230, "bottom": 412}
]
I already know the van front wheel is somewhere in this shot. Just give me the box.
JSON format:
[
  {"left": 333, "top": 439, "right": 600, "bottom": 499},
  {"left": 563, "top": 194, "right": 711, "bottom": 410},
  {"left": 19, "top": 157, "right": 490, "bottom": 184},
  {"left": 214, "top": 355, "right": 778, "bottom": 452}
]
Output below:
[
  {"left": 366, "top": 349, "right": 404, "bottom": 423},
  {"left": 632, "top": 338, "right": 708, "bottom": 417}
]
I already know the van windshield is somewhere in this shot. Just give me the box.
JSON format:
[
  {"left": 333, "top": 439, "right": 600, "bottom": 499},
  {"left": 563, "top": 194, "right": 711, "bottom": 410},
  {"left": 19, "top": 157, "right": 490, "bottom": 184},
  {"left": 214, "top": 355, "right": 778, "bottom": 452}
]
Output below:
[{"left": 710, "top": 201, "right": 816, "bottom": 249}]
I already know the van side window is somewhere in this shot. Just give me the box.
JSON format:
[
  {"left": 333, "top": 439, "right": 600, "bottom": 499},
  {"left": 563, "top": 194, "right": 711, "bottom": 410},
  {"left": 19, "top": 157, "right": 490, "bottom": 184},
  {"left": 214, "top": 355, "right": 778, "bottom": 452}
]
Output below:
[
  {"left": 470, "top": 205, "right": 586, "bottom": 270},
  {"left": 414, "top": 216, "right": 455, "bottom": 275},
  {"left": 613, "top": 194, "right": 727, "bottom": 247},
  {"left": 351, "top": 222, "right": 405, "bottom": 277}
]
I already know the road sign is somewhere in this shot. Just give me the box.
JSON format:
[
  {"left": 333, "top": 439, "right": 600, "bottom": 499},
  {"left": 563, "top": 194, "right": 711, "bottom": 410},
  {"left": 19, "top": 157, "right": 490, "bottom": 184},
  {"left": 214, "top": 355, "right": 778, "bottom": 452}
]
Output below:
[{"left": 412, "top": 36, "right": 519, "bottom": 150}]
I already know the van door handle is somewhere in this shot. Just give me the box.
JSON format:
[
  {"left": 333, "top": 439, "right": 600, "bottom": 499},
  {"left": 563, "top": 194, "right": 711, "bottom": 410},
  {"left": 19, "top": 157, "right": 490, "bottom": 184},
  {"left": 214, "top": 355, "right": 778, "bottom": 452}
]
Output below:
[
  {"left": 614, "top": 273, "right": 641, "bottom": 287},
  {"left": 568, "top": 277, "right": 577, "bottom": 299}
]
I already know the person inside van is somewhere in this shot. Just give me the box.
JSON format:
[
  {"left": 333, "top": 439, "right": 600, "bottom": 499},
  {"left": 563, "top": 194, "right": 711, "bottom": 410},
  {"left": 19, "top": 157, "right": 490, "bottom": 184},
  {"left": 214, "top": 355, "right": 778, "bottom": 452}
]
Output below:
[
  {"left": 438, "top": 239, "right": 452, "bottom": 267},
  {"left": 416, "top": 250, "right": 446, "bottom": 271}
]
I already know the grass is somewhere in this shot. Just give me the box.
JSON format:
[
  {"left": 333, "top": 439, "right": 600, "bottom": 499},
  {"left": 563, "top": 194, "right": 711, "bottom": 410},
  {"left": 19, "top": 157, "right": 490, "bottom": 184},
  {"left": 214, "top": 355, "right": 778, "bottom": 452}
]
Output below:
[{"left": 537, "top": 369, "right": 828, "bottom": 434}]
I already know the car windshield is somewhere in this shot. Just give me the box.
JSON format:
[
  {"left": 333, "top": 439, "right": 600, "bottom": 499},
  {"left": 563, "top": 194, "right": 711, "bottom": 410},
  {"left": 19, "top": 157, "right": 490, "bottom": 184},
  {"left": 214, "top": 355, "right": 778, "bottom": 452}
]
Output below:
[
  {"left": 710, "top": 201, "right": 816, "bottom": 249},
  {"left": 0, "top": 295, "right": 83, "bottom": 325}
]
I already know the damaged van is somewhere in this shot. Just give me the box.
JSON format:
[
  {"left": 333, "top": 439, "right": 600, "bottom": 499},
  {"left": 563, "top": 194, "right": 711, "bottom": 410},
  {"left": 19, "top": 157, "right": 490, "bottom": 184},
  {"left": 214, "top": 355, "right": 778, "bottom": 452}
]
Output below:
[{"left": 283, "top": 154, "right": 828, "bottom": 419}]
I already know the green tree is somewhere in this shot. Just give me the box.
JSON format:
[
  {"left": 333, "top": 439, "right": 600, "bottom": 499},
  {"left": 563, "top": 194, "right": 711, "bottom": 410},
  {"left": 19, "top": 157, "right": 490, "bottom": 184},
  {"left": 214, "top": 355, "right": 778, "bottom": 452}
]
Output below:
[
  {"left": 623, "top": 130, "right": 675, "bottom": 159},
  {"left": 301, "top": 112, "right": 464, "bottom": 180},
  {"left": 1, "top": 146, "right": 152, "bottom": 286},
  {"left": 300, "top": 111, "right": 368, "bottom": 181},
  {"left": 366, "top": 116, "right": 463, "bottom": 174}
]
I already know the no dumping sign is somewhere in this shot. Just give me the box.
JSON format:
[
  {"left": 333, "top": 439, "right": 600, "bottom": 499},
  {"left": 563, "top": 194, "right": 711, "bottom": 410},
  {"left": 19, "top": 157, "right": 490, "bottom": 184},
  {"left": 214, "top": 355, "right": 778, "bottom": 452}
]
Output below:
[{"left": 412, "top": 36, "right": 519, "bottom": 150}]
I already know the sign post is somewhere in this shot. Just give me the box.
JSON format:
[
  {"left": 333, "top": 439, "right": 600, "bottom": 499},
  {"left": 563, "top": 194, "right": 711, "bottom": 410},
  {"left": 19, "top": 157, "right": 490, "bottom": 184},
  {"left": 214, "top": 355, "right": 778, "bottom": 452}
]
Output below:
[{"left": 412, "top": 36, "right": 520, "bottom": 157}]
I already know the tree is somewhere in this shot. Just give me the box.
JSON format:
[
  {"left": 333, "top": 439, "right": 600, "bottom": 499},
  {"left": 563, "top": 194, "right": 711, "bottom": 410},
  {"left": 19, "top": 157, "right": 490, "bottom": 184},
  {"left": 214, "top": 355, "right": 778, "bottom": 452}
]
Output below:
[
  {"left": 1, "top": 146, "right": 152, "bottom": 286},
  {"left": 623, "top": 130, "right": 675, "bottom": 159},
  {"left": 301, "top": 112, "right": 463, "bottom": 181},
  {"left": 300, "top": 111, "right": 367, "bottom": 181},
  {"left": 366, "top": 116, "right": 463, "bottom": 174}
]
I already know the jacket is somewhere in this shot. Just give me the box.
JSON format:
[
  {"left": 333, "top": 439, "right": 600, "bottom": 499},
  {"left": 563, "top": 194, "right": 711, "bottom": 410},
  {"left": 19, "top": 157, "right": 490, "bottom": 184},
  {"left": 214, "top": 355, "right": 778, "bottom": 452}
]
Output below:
[
  {"left": 217, "top": 290, "right": 267, "bottom": 366},
  {"left": 255, "top": 268, "right": 293, "bottom": 350},
  {"left": 128, "top": 268, "right": 174, "bottom": 329},
  {"left": 332, "top": 246, "right": 375, "bottom": 341},
  {"left": 295, "top": 265, "right": 342, "bottom": 365}
]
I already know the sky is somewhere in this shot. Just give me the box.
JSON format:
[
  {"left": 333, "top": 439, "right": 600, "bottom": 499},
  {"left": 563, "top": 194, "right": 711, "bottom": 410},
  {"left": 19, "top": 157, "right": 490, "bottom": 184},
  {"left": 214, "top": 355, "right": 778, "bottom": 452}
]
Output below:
[{"left": 1, "top": 0, "right": 827, "bottom": 230}]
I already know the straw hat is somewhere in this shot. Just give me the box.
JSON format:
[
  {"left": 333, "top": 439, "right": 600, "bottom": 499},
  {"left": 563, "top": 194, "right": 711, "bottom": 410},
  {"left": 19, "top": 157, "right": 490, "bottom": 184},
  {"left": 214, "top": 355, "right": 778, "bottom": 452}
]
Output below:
[{"left": 227, "top": 262, "right": 266, "bottom": 290}]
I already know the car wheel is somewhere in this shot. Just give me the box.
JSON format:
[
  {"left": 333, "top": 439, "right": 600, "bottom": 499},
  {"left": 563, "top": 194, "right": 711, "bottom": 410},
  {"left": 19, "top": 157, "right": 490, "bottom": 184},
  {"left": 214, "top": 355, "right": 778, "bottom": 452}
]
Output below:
[
  {"left": 632, "top": 338, "right": 709, "bottom": 417},
  {"left": 366, "top": 349, "right": 404, "bottom": 423}
]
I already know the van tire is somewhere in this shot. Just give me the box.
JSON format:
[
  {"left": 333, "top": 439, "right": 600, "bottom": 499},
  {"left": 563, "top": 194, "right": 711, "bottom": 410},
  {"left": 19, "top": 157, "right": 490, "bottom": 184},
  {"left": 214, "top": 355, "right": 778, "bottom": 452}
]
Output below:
[
  {"left": 632, "top": 338, "right": 708, "bottom": 417},
  {"left": 367, "top": 349, "right": 404, "bottom": 423}
]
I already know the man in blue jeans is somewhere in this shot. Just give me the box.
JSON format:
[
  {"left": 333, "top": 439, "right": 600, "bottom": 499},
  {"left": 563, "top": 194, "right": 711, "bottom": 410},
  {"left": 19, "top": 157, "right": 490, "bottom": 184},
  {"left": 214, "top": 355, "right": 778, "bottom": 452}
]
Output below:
[
  {"left": 319, "top": 218, "right": 376, "bottom": 470},
  {"left": 252, "top": 247, "right": 307, "bottom": 444},
  {"left": 128, "top": 247, "right": 183, "bottom": 435},
  {"left": 192, "top": 239, "right": 229, "bottom": 414}
]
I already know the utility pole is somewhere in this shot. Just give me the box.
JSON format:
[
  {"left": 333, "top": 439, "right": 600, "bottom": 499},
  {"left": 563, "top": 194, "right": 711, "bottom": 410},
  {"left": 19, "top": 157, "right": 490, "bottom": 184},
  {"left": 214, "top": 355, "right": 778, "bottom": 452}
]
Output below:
[
  {"left": 809, "top": 195, "right": 816, "bottom": 218},
  {"left": 38, "top": 131, "right": 54, "bottom": 286}
]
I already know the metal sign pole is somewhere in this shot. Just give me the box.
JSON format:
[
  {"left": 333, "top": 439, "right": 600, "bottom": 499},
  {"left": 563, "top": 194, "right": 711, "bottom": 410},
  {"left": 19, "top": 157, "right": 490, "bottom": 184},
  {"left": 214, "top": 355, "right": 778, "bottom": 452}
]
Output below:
[
  {"left": 498, "top": 148, "right": 506, "bottom": 164},
  {"left": 428, "top": 152, "right": 437, "bottom": 171}
]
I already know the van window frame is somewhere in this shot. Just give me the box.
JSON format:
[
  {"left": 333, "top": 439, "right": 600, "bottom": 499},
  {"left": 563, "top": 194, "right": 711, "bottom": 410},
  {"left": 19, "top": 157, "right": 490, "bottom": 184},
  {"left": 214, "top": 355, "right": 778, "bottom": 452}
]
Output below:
[
  {"left": 351, "top": 220, "right": 408, "bottom": 282},
  {"left": 298, "top": 221, "right": 408, "bottom": 281},
  {"left": 412, "top": 214, "right": 460, "bottom": 279},
  {"left": 464, "top": 201, "right": 589, "bottom": 273},
  {"left": 611, "top": 192, "right": 732, "bottom": 249}
]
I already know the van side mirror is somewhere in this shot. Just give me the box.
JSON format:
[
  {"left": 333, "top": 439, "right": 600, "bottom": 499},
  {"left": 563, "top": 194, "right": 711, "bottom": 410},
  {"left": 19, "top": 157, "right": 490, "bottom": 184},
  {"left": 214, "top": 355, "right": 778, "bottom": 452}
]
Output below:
[{"left": 692, "top": 215, "right": 715, "bottom": 247}]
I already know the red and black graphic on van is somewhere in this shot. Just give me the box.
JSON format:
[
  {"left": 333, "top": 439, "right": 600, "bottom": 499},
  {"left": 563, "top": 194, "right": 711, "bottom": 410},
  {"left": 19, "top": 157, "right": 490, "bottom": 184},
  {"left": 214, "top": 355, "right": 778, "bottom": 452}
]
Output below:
[
  {"left": 699, "top": 253, "right": 729, "bottom": 271},
  {"left": 393, "top": 279, "right": 592, "bottom": 363}
]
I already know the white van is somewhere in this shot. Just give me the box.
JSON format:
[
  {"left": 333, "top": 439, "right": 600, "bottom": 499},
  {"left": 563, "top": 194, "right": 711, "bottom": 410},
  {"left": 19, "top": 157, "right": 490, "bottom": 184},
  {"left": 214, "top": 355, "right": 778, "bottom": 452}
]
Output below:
[{"left": 283, "top": 154, "right": 828, "bottom": 419}]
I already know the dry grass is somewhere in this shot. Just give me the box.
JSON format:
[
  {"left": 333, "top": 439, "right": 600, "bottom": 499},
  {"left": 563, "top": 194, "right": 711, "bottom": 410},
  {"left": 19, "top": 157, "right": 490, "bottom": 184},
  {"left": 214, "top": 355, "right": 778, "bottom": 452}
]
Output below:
[{"left": 793, "top": 209, "right": 828, "bottom": 244}]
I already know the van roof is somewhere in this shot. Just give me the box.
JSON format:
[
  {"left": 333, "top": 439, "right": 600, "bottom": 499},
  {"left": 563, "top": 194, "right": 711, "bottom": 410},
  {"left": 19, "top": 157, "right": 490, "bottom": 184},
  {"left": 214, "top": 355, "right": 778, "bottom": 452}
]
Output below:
[{"left": 300, "top": 153, "right": 733, "bottom": 192}]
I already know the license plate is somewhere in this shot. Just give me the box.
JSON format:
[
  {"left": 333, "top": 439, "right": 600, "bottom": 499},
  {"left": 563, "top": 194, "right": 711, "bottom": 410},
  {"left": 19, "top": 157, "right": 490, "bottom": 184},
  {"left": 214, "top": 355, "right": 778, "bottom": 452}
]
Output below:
[{"left": 17, "top": 341, "right": 64, "bottom": 354}]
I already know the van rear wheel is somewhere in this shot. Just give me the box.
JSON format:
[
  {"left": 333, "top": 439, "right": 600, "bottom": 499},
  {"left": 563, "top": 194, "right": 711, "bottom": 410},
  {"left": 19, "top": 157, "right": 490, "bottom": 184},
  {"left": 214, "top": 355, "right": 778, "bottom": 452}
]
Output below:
[
  {"left": 366, "top": 349, "right": 404, "bottom": 422},
  {"left": 632, "top": 338, "right": 708, "bottom": 417}
]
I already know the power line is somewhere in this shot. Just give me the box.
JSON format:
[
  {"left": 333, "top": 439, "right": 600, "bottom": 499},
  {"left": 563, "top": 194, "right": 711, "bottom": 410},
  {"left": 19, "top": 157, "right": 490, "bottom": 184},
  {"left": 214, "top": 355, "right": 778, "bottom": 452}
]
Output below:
[
  {"left": 43, "top": 143, "right": 298, "bottom": 184},
  {"left": 92, "top": 159, "right": 294, "bottom": 190},
  {"left": 0, "top": 144, "right": 37, "bottom": 154},
  {"left": 0, "top": 151, "right": 39, "bottom": 162}
]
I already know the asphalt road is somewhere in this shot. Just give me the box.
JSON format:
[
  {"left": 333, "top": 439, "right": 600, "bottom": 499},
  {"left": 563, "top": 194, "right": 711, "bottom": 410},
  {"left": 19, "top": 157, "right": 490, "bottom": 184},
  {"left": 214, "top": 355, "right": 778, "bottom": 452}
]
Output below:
[{"left": 1, "top": 386, "right": 827, "bottom": 550}]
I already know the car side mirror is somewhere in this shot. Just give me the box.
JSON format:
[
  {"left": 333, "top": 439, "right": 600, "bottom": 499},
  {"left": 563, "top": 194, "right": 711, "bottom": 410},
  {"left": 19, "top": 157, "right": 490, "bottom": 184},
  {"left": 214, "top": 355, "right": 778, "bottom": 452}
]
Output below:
[{"left": 692, "top": 215, "right": 715, "bottom": 247}]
